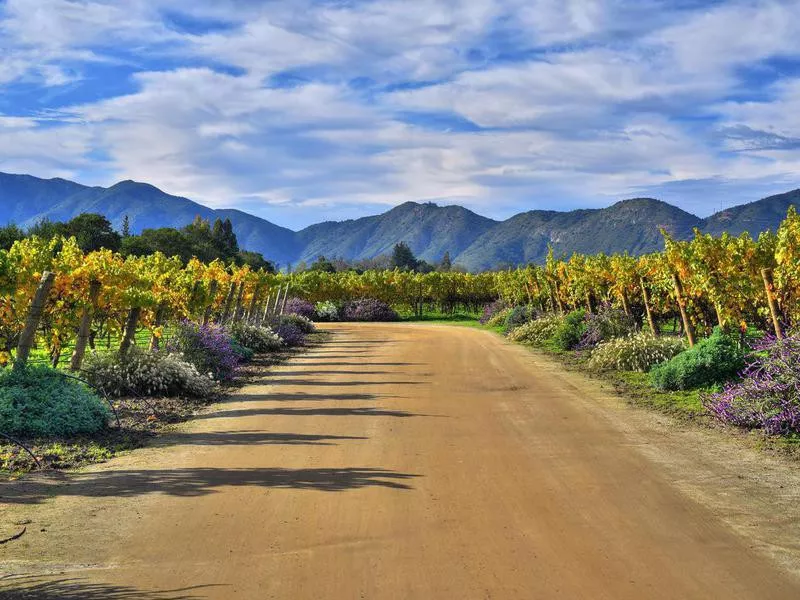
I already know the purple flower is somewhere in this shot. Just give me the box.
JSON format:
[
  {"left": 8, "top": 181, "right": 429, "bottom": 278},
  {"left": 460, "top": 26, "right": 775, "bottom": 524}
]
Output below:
[
  {"left": 284, "top": 297, "right": 316, "bottom": 320},
  {"left": 341, "top": 299, "right": 398, "bottom": 322},
  {"left": 704, "top": 332, "right": 800, "bottom": 434},
  {"left": 168, "top": 320, "right": 240, "bottom": 381}
]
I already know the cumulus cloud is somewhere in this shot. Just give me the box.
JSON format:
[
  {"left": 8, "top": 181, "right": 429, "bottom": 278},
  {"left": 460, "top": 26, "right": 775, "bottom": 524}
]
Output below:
[{"left": 1, "top": 0, "right": 800, "bottom": 226}]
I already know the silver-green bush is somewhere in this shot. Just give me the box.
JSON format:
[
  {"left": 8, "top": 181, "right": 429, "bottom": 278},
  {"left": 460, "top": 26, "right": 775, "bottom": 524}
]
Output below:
[
  {"left": 84, "top": 348, "right": 217, "bottom": 398},
  {"left": 507, "top": 315, "right": 562, "bottom": 345},
  {"left": 587, "top": 332, "right": 685, "bottom": 372},
  {"left": 229, "top": 323, "right": 283, "bottom": 353}
]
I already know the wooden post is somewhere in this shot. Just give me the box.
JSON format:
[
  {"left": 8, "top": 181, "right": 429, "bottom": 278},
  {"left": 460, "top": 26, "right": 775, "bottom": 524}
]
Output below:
[
  {"left": 246, "top": 284, "right": 261, "bottom": 324},
  {"left": 260, "top": 293, "right": 273, "bottom": 325},
  {"left": 219, "top": 281, "right": 237, "bottom": 324},
  {"left": 672, "top": 273, "right": 695, "bottom": 347},
  {"left": 70, "top": 279, "right": 101, "bottom": 371},
  {"left": 585, "top": 292, "right": 594, "bottom": 314},
  {"left": 271, "top": 286, "right": 282, "bottom": 316},
  {"left": 119, "top": 307, "right": 142, "bottom": 358},
  {"left": 620, "top": 291, "right": 631, "bottom": 317},
  {"left": 713, "top": 304, "right": 725, "bottom": 330},
  {"left": 280, "top": 283, "right": 290, "bottom": 315},
  {"left": 640, "top": 277, "right": 657, "bottom": 336},
  {"left": 14, "top": 271, "right": 55, "bottom": 370},
  {"left": 149, "top": 303, "right": 167, "bottom": 351},
  {"left": 202, "top": 280, "right": 219, "bottom": 326},
  {"left": 761, "top": 268, "right": 783, "bottom": 339},
  {"left": 232, "top": 282, "right": 245, "bottom": 321}
]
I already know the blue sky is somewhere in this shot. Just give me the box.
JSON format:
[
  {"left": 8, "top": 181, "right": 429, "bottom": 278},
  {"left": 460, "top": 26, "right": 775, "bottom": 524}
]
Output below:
[{"left": 2, "top": 0, "right": 800, "bottom": 228}]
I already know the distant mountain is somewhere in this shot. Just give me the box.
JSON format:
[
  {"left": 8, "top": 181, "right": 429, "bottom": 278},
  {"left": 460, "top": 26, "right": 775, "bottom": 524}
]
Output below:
[
  {"left": 296, "top": 202, "right": 497, "bottom": 265},
  {"left": 702, "top": 189, "right": 800, "bottom": 237},
  {"left": 456, "top": 198, "right": 702, "bottom": 271},
  {"left": 0, "top": 171, "right": 798, "bottom": 270}
]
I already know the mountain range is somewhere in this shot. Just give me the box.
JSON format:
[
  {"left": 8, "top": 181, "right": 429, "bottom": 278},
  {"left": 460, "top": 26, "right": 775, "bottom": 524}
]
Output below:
[{"left": 1, "top": 171, "right": 798, "bottom": 271}]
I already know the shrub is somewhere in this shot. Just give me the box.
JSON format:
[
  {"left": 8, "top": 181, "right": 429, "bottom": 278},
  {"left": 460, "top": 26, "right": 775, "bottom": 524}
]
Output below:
[
  {"left": 167, "top": 321, "right": 239, "bottom": 381},
  {"left": 341, "top": 299, "right": 399, "bottom": 322},
  {"left": 504, "top": 305, "right": 537, "bottom": 333},
  {"left": 486, "top": 306, "right": 513, "bottom": 328},
  {"left": 480, "top": 299, "right": 507, "bottom": 324},
  {"left": 649, "top": 328, "right": 746, "bottom": 391},
  {"left": 0, "top": 365, "right": 110, "bottom": 436},
  {"left": 284, "top": 297, "right": 316, "bottom": 320},
  {"left": 577, "top": 304, "right": 637, "bottom": 349},
  {"left": 273, "top": 322, "right": 306, "bottom": 347},
  {"left": 230, "top": 340, "right": 254, "bottom": 363},
  {"left": 315, "top": 300, "right": 339, "bottom": 322},
  {"left": 507, "top": 315, "right": 562, "bottom": 345},
  {"left": 705, "top": 333, "right": 800, "bottom": 434},
  {"left": 550, "top": 309, "right": 587, "bottom": 351},
  {"left": 588, "top": 332, "right": 685, "bottom": 372},
  {"left": 273, "top": 313, "right": 315, "bottom": 334},
  {"left": 229, "top": 322, "right": 283, "bottom": 353},
  {"left": 84, "top": 348, "right": 217, "bottom": 398}
]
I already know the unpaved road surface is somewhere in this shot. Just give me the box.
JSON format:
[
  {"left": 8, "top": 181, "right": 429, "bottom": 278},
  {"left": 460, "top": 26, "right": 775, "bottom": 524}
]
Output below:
[{"left": 2, "top": 323, "right": 800, "bottom": 599}]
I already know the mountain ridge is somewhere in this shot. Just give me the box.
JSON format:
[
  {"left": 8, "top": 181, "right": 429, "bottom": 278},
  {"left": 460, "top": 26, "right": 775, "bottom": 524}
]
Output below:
[{"left": 0, "top": 171, "right": 797, "bottom": 271}]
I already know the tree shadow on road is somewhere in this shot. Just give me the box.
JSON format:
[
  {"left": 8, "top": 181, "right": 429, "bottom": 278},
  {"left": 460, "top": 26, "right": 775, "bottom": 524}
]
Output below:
[
  {"left": 202, "top": 406, "right": 422, "bottom": 419},
  {"left": 251, "top": 379, "right": 422, "bottom": 387},
  {"left": 153, "top": 430, "right": 368, "bottom": 447},
  {"left": 0, "top": 577, "right": 218, "bottom": 600},
  {"left": 3, "top": 467, "right": 420, "bottom": 505}
]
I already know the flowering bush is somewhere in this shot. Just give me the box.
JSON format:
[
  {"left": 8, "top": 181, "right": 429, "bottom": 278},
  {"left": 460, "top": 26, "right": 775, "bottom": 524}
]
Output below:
[
  {"left": 705, "top": 333, "right": 800, "bottom": 434},
  {"left": 504, "top": 305, "right": 537, "bottom": 333},
  {"left": 486, "top": 307, "right": 513, "bottom": 328},
  {"left": 273, "top": 322, "right": 306, "bottom": 347},
  {"left": 274, "top": 313, "right": 316, "bottom": 333},
  {"left": 315, "top": 300, "right": 339, "bottom": 322},
  {"left": 550, "top": 309, "right": 588, "bottom": 351},
  {"left": 341, "top": 298, "right": 399, "bottom": 322},
  {"left": 229, "top": 322, "right": 283, "bottom": 353},
  {"left": 284, "top": 297, "right": 316, "bottom": 320},
  {"left": 480, "top": 299, "right": 507, "bottom": 324},
  {"left": 588, "top": 332, "right": 685, "bottom": 372},
  {"left": 507, "top": 315, "right": 562, "bottom": 345},
  {"left": 650, "top": 328, "right": 745, "bottom": 391},
  {"left": 168, "top": 321, "right": 239, "bottom": 381},
  {"left": 84, "top": 348, "right": 217, "bottom": 398},
  {"left": 0, "top": 365, "right": 110, "bottom": 436},
  {"left": 577, "top": 304, "right": 637, "bottom": 350}
]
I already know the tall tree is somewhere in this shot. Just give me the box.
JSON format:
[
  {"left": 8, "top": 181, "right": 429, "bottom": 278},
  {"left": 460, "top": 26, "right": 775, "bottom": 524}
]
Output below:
[
  {"left": 121, "top": 214, "right": 131, "bottom": 238},
  {"left": 439, "top": 251, "right": 452, "bottom": 272},
  {"left": 392, "top": 242, "right": 418, "bottom": 271}
]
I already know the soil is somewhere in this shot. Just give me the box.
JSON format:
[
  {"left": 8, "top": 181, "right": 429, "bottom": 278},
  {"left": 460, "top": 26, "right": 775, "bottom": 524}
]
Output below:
[{"left": 1, "top": 323, "right": 799, "bottom": 599}]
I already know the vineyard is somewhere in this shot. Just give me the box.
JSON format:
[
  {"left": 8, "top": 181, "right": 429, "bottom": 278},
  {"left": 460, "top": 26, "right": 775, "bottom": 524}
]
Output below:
[{"left": 1, "top": 207, "right": 800, "bottom": 453}]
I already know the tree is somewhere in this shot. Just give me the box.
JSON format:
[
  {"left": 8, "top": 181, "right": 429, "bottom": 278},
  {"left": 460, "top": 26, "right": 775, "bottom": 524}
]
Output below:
[
  {"left": 64, "top": 213, "right": 122, "bottom": 252},
  {"left": 121, "top": 215, "right": 131, "bottom": 238},
  {"left": 122, "top": 228, "right": 194, "bottom": 263},
  {"left": 392, "top": 242, "right": 418, "bottom": 271},
  {"left": 0, "top": 224, "right": 25, "bottom": 250},
  {"left": 309, "top": 255, "right": 337, "bottom": 273},
  {"left": 237, "top": 250, "right": 276, "bottom": 273},
  {"left": 439, "top": 251, "right": 452, "bottom": 272}
]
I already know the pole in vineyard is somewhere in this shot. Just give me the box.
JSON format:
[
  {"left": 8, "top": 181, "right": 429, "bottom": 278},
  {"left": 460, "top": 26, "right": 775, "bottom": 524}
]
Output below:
[
  {"left": 246, "top": 284, "right": 261, "bottom": 324},
  {"left": 14, "top": 271, "right": 56, "bottom": 371},
  {"left": 149, "top": 303, "right": 167, "bottom": 351},
  {"left": 761, "top": 268, "right": 784, "bottom": 339},
  {"left": 672, "top": 273, "right": 695, "bottom": 347},
  {"left": 639, "top": 277, "right": 657, "bottom": 336},
  {"left": 280, "top": 283, "right": 290, "bottom": 315},
  {"left": 70, "top": 279, "right": 101, "bottom": 372},
  {"left": 260, "top": 292, "right": 273, "bottom": 325},
  {"left": 119, "top": 307, "right": 142, "bottom": 358},
  {"left": 219, "top": 281, "right": 237, "bottom": 325},
  {"left": 202, "top": 280, "right": 219, "bottom": 326},
  {"left": 232, "top": 282, "right": 245, "bottom": 322}
]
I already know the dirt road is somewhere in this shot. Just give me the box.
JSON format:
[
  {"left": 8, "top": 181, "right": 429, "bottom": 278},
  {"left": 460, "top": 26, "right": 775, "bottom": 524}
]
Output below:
[{"left": 2, "top": 323, "right": 800, "bottom": 599}]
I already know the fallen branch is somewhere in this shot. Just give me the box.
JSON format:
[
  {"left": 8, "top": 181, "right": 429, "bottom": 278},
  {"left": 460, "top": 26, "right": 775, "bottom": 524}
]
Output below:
[
  {"left": 0, "top": 432, "right": 41, "bottom": 469},
  {"left": 0, "top": 527, "right": 26, "bottom": 545}
]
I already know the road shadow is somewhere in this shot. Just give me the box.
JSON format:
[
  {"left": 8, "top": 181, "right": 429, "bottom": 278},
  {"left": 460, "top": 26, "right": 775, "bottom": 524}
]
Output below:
[
  {"left": 197, "top": 406, "right": 421, "bottom": 420},
  {"left": 3, "top": 467, "right": 420, "bottom": 505},
  {"left": 251, "top": 379, "right": 422, "bottom": 387},
  {"left": 284, "top": 361, "right": 424, "bottom": 367},
  {"left": 266, "top": 370, "right": 397, "bottom": 376},
  {"left": 154, "top": 431, "right": 368, "bottom": 447},
  {"left": 0, "top": 577, "right": 217, "bottom": 599}
]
